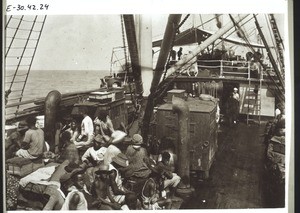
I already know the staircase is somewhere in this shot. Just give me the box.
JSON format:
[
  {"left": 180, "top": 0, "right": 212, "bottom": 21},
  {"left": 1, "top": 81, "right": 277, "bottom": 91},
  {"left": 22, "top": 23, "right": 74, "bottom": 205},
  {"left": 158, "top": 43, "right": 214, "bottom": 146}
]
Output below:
[{"left": 5, "top": 15, "right": 47, "bottom": 116}]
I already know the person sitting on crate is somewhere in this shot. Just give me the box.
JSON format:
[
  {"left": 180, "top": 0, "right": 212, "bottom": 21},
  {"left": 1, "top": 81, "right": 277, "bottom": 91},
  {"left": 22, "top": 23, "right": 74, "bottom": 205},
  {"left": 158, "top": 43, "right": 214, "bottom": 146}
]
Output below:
[
  {"left": 6, "top": 121, "right": 28, "bottom": 160},
  {"left": 94, "top": 111, "right": 127, "bottom": 145},
  {"left": 15, "top": 116, "right": 47, "bottom": 159},
  {"left": 74, "top": 107, "right": 94, "bottom": 148}
]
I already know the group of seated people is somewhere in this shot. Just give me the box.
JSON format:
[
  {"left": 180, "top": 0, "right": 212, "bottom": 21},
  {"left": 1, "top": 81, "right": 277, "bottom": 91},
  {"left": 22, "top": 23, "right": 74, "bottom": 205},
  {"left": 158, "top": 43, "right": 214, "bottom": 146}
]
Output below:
[{"left": 6, "top": 107, "right": 182, "bottom": 210}]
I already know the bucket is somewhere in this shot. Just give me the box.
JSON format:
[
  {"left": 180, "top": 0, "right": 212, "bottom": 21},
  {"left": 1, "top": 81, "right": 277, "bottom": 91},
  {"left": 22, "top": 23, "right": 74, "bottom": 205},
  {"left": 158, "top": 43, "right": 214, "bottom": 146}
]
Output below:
[{"left": 5, "top": 125, "right": 18, "bottom": 139}]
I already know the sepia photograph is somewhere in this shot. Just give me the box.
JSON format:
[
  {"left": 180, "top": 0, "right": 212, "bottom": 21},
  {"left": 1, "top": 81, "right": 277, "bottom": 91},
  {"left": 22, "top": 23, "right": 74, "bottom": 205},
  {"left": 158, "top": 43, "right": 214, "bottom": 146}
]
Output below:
[{"left": 3, "top": 0, "right": 293, "bottom": 212}]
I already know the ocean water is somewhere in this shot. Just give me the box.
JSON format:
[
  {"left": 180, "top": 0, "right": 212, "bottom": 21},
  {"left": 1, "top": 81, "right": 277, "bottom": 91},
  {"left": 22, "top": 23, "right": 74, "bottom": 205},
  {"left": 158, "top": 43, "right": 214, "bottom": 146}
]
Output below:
[
  {"left": 5, "top": 70, "right": 110, "bottom": 119},
  {"left": 14, "top": 70, "right": 110, "bottom": 101}
]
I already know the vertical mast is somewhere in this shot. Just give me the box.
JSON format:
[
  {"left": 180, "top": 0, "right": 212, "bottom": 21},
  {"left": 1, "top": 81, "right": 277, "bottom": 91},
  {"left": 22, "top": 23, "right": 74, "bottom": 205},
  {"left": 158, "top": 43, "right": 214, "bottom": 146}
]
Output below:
[
  {"left": 123, "top": 15, "right": 143, "bottom": 97},
  {"left": 136, "top": 15, "right": 153, "bottom": 97}
]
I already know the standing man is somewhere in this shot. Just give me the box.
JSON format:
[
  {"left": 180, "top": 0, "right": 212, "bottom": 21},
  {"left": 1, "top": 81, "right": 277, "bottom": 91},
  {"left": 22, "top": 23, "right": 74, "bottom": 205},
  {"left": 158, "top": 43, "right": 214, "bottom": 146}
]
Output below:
[
  {"left": 232, "top": 87, "right": 240, "bottom": 124},
  {"left": 177, "top": 47, "right": 183, "bottom": 60},
  {"left": 74, "top": 107, "right": 94, "bottom": 148}
]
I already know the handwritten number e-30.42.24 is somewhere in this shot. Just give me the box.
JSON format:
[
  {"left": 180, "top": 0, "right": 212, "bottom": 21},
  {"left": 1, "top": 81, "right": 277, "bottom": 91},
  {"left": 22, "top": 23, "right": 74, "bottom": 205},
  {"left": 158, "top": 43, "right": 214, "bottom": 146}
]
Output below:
[{"left": 6, "top": 4, "right": 49, "bottom": 12}]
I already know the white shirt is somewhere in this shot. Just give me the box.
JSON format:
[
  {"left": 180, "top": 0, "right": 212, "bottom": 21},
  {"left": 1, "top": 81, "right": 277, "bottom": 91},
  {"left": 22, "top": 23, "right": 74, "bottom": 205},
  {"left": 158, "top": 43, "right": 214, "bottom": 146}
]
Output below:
[
  {"left": 81, "top": 116, "right": 94, "bottom": 136},
  {"left": 81, "top": 147, "right": 107, "bottom": 162}
]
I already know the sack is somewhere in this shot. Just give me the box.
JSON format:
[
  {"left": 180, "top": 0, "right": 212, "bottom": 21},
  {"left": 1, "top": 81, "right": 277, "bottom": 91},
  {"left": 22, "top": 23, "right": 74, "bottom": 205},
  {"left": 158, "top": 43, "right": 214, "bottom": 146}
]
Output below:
[{"left": 111, "top": 130, "right": 127, "bottom": 144}]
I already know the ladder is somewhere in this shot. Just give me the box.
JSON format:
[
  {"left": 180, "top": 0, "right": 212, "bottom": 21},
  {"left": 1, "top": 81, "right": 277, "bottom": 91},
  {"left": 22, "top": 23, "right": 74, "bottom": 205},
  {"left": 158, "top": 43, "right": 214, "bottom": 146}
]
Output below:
[
  {"left": 268, "top": 14, "right": 284, "bottom": 74},
  {"left": 246, "top": 65, "right": 262, "bottom": 125},
  {"left": 5, "top": 15, "right": 47, "bottom": 114}
]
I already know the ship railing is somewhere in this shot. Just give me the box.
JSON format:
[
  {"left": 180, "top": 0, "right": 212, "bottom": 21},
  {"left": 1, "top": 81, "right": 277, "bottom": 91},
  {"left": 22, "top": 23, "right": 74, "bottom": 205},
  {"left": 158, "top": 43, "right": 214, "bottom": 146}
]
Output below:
[
  {"left": 196, "top": 59, "right": 265, "bottom": 80},
  {"left": 5, "top": 88, "right": 101, "bottom": 123}
]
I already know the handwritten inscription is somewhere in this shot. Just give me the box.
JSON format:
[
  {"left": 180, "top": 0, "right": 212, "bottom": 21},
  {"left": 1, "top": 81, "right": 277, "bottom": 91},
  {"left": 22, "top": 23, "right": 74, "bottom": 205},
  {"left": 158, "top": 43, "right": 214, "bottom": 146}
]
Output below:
[{"left": 6, "top": 4, "right": 49, "bottom": 12}]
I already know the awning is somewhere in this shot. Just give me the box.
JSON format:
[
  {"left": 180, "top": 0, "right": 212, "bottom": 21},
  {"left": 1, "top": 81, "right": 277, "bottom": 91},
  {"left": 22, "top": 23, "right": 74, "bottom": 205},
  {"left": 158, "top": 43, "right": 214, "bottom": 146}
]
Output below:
[{"left": 152, "top": 28, "right": 266, "bottom": 49}]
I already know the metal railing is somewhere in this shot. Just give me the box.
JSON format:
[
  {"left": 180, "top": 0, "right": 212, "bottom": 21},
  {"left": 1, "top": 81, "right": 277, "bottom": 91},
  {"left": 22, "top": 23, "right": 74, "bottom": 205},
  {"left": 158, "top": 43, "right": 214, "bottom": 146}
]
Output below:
[{"left": 196, "top": 59, "right": 265, "bottom": 80}]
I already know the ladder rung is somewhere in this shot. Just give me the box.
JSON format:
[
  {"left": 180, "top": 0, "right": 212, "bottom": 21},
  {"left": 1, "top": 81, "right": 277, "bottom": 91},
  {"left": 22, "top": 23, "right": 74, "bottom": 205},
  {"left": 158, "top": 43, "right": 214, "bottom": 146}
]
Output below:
[{"left": 8, "top": 96, "right": 23, "bottom": 100}]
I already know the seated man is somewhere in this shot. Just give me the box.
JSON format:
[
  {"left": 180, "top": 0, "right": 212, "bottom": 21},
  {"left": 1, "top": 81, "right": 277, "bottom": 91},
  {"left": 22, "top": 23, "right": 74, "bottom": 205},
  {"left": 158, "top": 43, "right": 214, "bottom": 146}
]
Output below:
[
  {"left": 80, "top": 134, "right": 108, "bottom": 190},
  {"left": 16, "top": 116, "right": 47, "bottom": 159},
  {"left": 57, "top": 131, "right": 80, "bottom": 164},
  {"left": 92, "top": 164, "right": 123, "bottom": 210},
  {"left": 81, "top": 134, "right": 107, "bottom": 168},
  {"left": 108, "top": 153, "right": 134, "bottom": 204},
  {"left": 61, "top": 168, "right": 99, "bottom": 210},
  {"left": 155, "top": 152, "right": 181, "bottom": 198},
  {"left": 74, "top": 107, "right": 94, "bottom": 148},
  {"left": 140, "top": 177, "right": 172, "bottom": 210},
  {"left": 6, "top": 121, "right": 28, "bottom": 159},
  {"left": 123, "top": 134, "right": 151, "bottom": 179}
]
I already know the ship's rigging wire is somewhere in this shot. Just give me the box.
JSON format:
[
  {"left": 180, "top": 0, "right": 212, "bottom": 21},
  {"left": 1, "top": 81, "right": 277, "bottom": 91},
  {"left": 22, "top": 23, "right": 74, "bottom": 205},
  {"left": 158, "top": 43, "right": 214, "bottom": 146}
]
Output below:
[
  {"left": 264, "top": 14, "right": 281, "bottom": 68},
  {"left": 229, "top": 14, "right": 284, "bottom": 102}
]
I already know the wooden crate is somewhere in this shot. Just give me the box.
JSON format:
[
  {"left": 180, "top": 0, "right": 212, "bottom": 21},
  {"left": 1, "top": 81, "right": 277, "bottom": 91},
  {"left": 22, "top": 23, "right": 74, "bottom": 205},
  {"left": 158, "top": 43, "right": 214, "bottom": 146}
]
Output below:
[{"left": 6, "top": 157, "right": 44, "bottom": 177}]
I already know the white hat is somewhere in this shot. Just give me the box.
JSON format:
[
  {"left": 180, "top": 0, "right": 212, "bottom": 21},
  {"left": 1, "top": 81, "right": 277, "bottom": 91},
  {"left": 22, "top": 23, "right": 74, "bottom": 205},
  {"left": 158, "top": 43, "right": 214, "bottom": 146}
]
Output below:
[{"left": 233, "top": 87, "right": 238, "bottom": 91}]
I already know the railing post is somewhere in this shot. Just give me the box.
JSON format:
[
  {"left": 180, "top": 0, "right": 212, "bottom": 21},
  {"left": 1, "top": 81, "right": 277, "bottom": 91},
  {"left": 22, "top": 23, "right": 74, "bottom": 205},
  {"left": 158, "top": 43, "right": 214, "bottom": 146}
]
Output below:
[
  {"left": 247, "top": 61, "right": 251, "bottom": 80},
  {"left": 219, "top": 60, "right": 224, "bottom": 78}
]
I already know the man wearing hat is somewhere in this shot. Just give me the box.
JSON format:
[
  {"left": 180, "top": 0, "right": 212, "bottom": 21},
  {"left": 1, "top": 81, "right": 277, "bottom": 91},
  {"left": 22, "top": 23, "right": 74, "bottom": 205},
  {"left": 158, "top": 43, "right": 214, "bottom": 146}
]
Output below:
[
  {"left": 107, "top": 153, "right": 134, "bottom": 205},
  {"left": 5, "top": 121, "right": 28, "bottom": 159},
  {"left": 81, "top": 134, "right": 107, "bottom": 167},
  {"left": 92, "top": 164, "right": 123, "bottom": 210},
  {"left": 61, "top": 168, "right": 99, "bottom": 210},
  {"left": 79, "top": 134, "right": 108, "bottom": 191},
  {"left": 124, "top": 134, "right": 151, "bottom": 179}
]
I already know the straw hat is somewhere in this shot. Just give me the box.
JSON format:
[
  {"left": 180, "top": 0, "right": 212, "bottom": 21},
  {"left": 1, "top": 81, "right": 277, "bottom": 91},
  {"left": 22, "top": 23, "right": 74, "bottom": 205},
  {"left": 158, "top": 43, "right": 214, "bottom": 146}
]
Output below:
[
  {"left": 233, "top": 87, "right": 238, "bottom": 91},
  {"left": 112, "top": 153, "right": 129, "bottom": 167},
  {"left": 64, "top": 162, "right": 85, "bottom": 179}
]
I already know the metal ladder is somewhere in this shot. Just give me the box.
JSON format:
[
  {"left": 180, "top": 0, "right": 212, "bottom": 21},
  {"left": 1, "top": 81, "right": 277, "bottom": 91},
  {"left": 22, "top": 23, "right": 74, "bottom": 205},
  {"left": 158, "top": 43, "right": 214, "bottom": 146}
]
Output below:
[
  {"left": 246, "top": 68, "right": 262, "bottom": 125},
  {"left": 5, "top": 15, "right": 47, "bottom": 113},
  {"left": 268, "top": 14, "right": 284, "bottom": 74}
]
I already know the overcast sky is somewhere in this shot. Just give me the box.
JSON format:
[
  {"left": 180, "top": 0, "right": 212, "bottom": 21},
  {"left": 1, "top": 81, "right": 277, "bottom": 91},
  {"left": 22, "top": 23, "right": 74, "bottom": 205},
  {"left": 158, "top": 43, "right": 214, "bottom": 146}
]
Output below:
[
  {"left": 27, "top": 14, "right": 284, "bottom": 72},
  {"left": 4, "top": 0, "right": 289, "bottom": 73}
]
